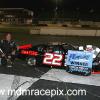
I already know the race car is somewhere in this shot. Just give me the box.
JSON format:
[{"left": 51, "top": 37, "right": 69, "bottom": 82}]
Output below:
[
  {"left": 18, "top": 43, "right": 100, "bottom": 76},
  {"left": 18, "top": 42, "right": 78, "bottom": 67}
]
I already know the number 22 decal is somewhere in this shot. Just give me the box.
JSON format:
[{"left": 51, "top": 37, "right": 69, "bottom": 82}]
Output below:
[{"left": 43, "top": 53, "right": 63, "bottom": 66}]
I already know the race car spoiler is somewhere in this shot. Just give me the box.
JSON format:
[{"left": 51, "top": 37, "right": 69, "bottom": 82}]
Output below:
[{"left": 18, "top": 44, "right": 32, "bottom": 49}]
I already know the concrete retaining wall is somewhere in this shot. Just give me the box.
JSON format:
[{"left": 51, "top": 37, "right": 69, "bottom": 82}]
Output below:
[
  {"left": 96, "top": 30, "right": 100, "bottom": 36},
  {"left": 30, "top": 28, "right": 40, "bottom": 34},
  {"left": 30, "top": 27, "right": 100, "bottom": 36}
]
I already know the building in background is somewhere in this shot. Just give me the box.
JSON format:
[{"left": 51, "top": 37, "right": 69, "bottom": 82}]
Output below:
[{"left": 0, "top": 8, "right": 33, "bottom": 25}]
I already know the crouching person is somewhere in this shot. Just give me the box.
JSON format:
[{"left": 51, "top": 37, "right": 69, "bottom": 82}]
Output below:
[{"left": 0, "top": 33, "right": 17, "bottom": 67}]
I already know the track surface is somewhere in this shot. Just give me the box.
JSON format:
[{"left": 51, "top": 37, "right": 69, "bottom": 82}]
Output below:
[{"left": 0, "top": 60, "right": 99, "bottom": 100}]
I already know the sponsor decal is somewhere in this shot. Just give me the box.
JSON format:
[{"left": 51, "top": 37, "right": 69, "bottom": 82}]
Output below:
[
  {"left": 66, "top": 50, "right": 93, "bottom": 72},
  {"left": 21, "top": 50, "right": 38, "bottom": 56}
]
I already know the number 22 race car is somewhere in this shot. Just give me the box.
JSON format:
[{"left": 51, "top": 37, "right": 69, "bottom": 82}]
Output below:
[
  {"left": 18, "top": 43, "right": 78, "bottom": 67},
  {"left": 17, "top": 43, "right": 100, "bottom": 76}
]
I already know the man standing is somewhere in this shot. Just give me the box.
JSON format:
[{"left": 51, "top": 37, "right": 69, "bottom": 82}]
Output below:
[{"left": 0, "top": 33, "right": 17, "bottom": 67}]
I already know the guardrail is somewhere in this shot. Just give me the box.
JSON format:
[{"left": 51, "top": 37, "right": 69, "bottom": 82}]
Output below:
[{"left": 30, "top": 27, "right": 100, "bottom": 36}]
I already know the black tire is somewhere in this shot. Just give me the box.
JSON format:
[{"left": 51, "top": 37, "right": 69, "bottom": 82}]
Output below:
[
  {"left": 83, "top": 72, "right": 91, "bottom": 76},
  {"left": 27, "top": 57, "right": 37, "bottom": 66},
  {"left": 1, "top": 58, "right": 7, "bottom": 66},
  {"left": 83, "top": 69, "right": 91, "bottom": 76}
]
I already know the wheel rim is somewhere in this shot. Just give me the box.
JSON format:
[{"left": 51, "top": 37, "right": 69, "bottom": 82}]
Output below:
[{"left": 27, "top": 58, "right": 36, "bottom": 66}]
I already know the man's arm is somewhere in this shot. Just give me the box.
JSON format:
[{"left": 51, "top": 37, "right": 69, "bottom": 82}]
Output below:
[
  {"left": 0, "top": 40, "right": 5, "bottom": 57},
  {"left": 11, "top": 41, "right": 18, "bottom": 55},
  {"left": 0, "top": 40, "right": 3, "bottom": 48}
]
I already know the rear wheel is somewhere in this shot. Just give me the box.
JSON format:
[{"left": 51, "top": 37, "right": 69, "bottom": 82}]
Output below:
[
  {"left": 27, "top": 57, "right": 36, "bottom": 66},
  {"left": 1, "top": 58, "right": 7, "bottom": 66}
]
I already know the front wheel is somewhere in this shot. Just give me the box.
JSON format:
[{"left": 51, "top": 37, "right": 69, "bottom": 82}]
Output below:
[
  {"left": 83, "top": 69, "right": 91, "bottom": 76},
  {"left": 27, "top": 57, "right": 37, "bottom": 66},
  {"left": 1, "top": 58, "right": 7, "bottom": 66}
]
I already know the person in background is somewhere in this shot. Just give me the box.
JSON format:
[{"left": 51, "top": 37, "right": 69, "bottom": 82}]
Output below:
[{"left": 0, "top": 33, "right": 17, "bottom": 67}]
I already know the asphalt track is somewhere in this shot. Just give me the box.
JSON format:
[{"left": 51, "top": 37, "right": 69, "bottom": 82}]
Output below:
[{"left": 0, "top": 60, "right": 99, "bottom": 100}]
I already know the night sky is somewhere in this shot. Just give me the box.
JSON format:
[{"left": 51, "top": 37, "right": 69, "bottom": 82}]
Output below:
[
  {"left": 0, "top": 0, "right": 100, "bottom": 19},
  {"left": 0, "top": 0, "right": 100, "bottom": 10}
]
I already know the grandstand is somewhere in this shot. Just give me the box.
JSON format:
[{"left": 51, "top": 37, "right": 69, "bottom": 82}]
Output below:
[
  {"left": 0, "top": 8, "right": 100, "bottom": 28},
  {"left": 0, "top": 8, "right": 33, "bottom": 25}
]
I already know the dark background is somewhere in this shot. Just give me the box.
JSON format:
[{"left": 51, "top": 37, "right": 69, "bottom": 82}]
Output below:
[
  {"left": 1, "top": 0, "right": 100, "bottom": 11},
  {"left": 0, "top": 0, "right": 100, "bottom": 20}
]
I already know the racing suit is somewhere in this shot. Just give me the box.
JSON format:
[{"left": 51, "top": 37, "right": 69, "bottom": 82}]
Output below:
[{"left": 0, "top": 40, "right": 17, "bottom": 65}]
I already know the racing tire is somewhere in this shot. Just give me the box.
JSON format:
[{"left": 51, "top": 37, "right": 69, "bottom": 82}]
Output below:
[
  {"left": 27, "top": 57, "right": 37, "bottom": 66},
  {"left": 1, "top": 58, "right": 7, "bottom": 66},
  {"left": 83, "top": 69, "right": 91, "bottom": 76}
]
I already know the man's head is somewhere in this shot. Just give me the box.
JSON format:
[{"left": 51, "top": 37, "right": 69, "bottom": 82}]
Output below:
[{"left": 5, "top": 33, "right": 12, "bottom": 41}]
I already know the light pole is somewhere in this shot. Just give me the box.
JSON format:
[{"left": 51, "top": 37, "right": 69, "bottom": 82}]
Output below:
[
  {"left": 89, "top": 9, "right": 94, "bottom": 21},
  {"left": 54, "top": 0, "right": 58, "bottom": 22},
  {"left": 76, "top": 8, "right": 79, "bottom": 21},
  {"left": 53, "top": 0, "right": 62, "bottom": 22}
]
